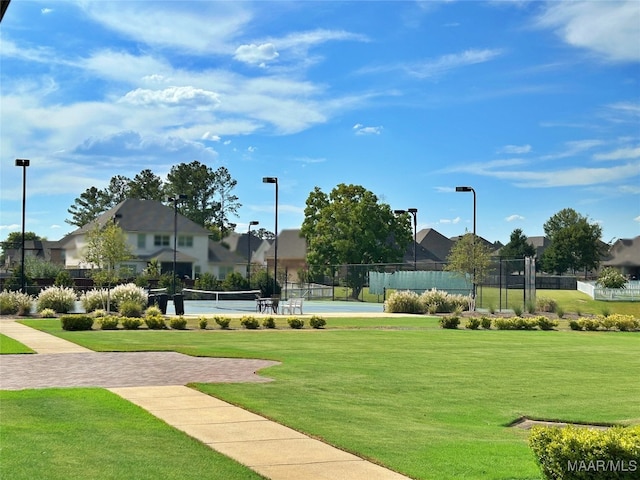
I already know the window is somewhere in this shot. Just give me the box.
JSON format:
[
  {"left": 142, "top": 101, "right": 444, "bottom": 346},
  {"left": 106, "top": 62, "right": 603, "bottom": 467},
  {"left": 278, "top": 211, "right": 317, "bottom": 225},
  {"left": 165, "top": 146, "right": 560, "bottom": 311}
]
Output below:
[
  {"left": 178, "top": 235, "right": 193, "bottom": 247},
  {"left": 218, "top": 266, "right": 233, "bottom": 280},
  {"left": 194, "top": 265, "right": 201, "bottom": 277},
  {"left": 137, "top": 234, "right": 146, "bottom": 249},
  {"left": 154, "top": 235, "right": 170, "bottom": 246}
]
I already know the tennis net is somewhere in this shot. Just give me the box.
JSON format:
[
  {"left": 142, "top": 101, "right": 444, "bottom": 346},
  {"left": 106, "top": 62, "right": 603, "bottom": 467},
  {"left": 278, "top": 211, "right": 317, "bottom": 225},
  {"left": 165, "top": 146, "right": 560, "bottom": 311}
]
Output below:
[{"left": 181, "top": 288, "right": 262, "bottom": 312}]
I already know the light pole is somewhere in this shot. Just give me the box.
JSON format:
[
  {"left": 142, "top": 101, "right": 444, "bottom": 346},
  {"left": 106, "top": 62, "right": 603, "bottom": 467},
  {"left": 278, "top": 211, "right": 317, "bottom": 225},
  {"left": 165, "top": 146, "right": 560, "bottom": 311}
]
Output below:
[
  {"left": 262, "top": 177, "right": 278, "bottom": 295},
  {"left": 394, "top": 208, "right": 418, "bottom": 270},
  {"left": 15, "top": 159, "right": 30, "bottom": 294},
  {"left": 247, "top": 220, "right": 259, "bottom": 287},
  {"left": 455, "top": 186, "right": 476, "bottom": 303},
  {"left": 168, "top": 194, "right": 187, "bottom": 295}
]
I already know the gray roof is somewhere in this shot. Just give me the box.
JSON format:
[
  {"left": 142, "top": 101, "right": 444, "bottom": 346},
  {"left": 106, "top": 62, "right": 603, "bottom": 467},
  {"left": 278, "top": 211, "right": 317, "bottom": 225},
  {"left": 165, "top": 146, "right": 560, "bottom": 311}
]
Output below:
[
  {"left": 416, "top": 228, "right": 454, "bottom": 262},
  {"left": 64, "top": 198, "right": 211, "bottom": 237},
  {"left": 222, "top": 231, "right": 264, "bottom": 261},
  {"left": 265, "top": 229, "right": 307, "bottom": 260},
  {"left": 208, "top": 240, "right": 246, "bottom": 264},
  {"left": 602, "top": 236, "right": 640, "bottom": 267}
]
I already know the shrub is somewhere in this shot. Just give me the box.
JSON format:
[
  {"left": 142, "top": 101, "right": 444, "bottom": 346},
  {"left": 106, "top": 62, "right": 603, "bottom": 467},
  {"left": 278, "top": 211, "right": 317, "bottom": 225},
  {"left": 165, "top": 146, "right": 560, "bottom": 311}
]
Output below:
[
  {"left": 98, "top": 315, "right": 119, "bottom": 330},
  {"left": 145, "top": 305, "right": 163, "bottom": 317},
  {"left": 122, "top": 317, "right": 142, "bottom": 330},
  {"left": 537, "top": 317, "right": 559, "bottom": 331},
  {"left": 119, "top": 300, "right": 143, "bottom": 318},
  {"left": 198, "top": 317, "right": 208, "bottom": 329},
  {"left": 262, "top": 317, "right": 276, "bottom": 329},
  {"left": 578, "top": 317, "right": 600, "bottom": 331},
  {"left": 13, "top": 292, "right": 34, "bottom": 316},
  {"left": 144, "top": 310, "right": 167, "bottom": 329},
  {"left": 54, "top": 270, "right": 74, "bottom": 287},
  {"left": 569, "top": 320, "right": 582, "bottom": 331},
  {"left": 465, "top": 318, "right": 481, "bottom": 330},
  {"left": 309, "top": 316, "right": 327, "bottom": 329},
  {"left": 111, "top": 283, "right": 147, "bottom": 311},
  {"left": 80, "top": 289, "right": 108, "bottom": 313},
  {"left": 535, "top": 297, "right": 558, "bottom": 313},
  {"left": 555, "top": 305, "right": 565, "bottom": 319},
  {"left": 512, "top": 304, "right": 523, "bottom": 317},
  {"left": 526, "top": 300, "right": 536, "bottom": 315},
  {"left": 37, "top": 286, "right": 76, "bottom": 313},
  {"left": 516, "top": 317, "right": 539, "bottom": 330},
  {"left": 481, "top": 316, "right": 492, "bottom": 330},
  {"left": 597, "top": 266, "right": 628, "bottom": 289},
  {"left": 601, "top": 305, "right": 611, "bottom": 317},
  {"left": 214, "top": 316, "right": 231, "bottom": 329},
  {"left": 170, "top": 316, "right": 187, "bottom": 330},
  {"left": 488, "top": 304, "right": 496, "bottom": 315},
  {"left": 609, "top": 314, "right": 639, "bottom": 332},
  {"left": 60, "top": 314, "right": 93, "bottom": 331},
  {"left": 39, "top": 308, "right": 57, "bottom": 318},
  {"left": 529, "top": 425, "right": 640, "bottom": 480},
  {"left": 287, "top": 317, "right": 304, "bottom": 329},
  {"left": 241, "top": 316, "right": 260, "bottom": 329},
  {"left": 439, "top": 315, "right": 460, "bottom": 329},
  {"left": 0, "top": 291, "right": 19, "bottom": 315},
  {"left": 419, "top": 289, "right": 470, "bottom": 313},
  {"left": 494, "top": 318, "right": 516, "bottom": 330},
  {"left": 384, "top": 290, "right": 423, "bottom": 314}
]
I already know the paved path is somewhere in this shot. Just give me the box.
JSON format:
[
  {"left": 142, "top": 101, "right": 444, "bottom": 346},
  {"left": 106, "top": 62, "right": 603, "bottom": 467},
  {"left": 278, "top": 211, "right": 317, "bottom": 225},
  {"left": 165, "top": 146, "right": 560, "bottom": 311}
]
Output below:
[{"left": 0, "top": 319, "right": 412, "bottom": 480}]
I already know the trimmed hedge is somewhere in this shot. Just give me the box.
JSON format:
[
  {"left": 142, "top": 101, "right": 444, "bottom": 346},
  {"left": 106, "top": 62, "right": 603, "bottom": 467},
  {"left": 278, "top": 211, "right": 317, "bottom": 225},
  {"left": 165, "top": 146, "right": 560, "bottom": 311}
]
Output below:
[
  {"left": 60, "top": 315, "right": 93, "bottom": 331},
  {"left": 529, "top": 425, "right": 640, "bottom": 479}
]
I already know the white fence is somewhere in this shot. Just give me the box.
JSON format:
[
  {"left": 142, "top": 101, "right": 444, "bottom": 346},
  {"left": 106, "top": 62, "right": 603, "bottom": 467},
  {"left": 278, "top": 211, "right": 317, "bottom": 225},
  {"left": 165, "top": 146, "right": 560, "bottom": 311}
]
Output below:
[{"left": 577, "top": 281, "right": 640, "bottom": 302}]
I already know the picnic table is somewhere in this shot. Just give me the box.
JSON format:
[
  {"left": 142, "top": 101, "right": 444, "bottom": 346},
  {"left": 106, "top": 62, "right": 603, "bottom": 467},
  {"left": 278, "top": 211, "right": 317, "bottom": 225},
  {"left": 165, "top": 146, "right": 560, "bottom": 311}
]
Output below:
[{"left": 256, "top": 297, "right": 279, "bottom": 314}]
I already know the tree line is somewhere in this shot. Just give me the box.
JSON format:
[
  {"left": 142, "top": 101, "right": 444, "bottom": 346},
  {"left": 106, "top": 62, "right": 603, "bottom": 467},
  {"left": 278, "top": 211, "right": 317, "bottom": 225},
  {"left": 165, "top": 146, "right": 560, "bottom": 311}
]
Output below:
[{"left": 66, "top": 161, "right": 244, "bottom": 239}]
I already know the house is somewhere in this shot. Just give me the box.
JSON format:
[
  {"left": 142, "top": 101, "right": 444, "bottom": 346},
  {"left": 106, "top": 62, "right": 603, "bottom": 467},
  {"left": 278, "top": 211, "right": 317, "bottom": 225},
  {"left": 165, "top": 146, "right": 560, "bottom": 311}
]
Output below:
[
  {"left": 601, "top": 236, "right": 640, "bottom": 279},
  {"left": 58, "top": 199, "right": 246, "bottom": 280},
  {"left": 2, "top": 239, "right": 65, "bottom": 272},
  {"left": 416, "top": 228, "right": 454, "bottom": 263},
  {"left": 527, "top": 236, "right": 551, "bottom": 259},
  {"left": 222, "top": 231, "right": 271, "bottom": 268},
  {"left": 265, "top": 229, "right": 308, "bottom": 282}
]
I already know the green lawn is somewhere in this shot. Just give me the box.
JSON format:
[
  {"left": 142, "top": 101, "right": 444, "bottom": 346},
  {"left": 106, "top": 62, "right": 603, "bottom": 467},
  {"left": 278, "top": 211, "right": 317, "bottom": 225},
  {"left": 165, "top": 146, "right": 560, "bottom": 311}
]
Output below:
[
  {"left": 17, "top": 317, "right": 640, "bottom": 480},
  {"left": 0, "top": 333, "right": 34, "bottom": 354},
  {"left": 0, "top": 388, "right": 265, "bottom": 480}
]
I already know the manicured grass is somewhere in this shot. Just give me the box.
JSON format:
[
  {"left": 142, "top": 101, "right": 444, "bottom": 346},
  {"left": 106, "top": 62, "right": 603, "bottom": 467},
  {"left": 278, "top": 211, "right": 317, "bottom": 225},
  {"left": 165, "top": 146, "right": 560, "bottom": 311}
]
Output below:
[
  {"left": 0, "top": 388, "right": 265, "bottom": 480},
  {"left": 0, "top": 333, "right": 34, "bottom": 354},
  {"left": 21, "top": 318, "right": 640, "bottom": 480}
]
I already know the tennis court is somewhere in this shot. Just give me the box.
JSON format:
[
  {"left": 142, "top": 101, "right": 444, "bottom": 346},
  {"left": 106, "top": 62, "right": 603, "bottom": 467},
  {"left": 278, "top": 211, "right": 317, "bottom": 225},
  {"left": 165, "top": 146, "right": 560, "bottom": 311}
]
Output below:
[{"left": 168, "top": 298, "right": 386, "bottom": 316}]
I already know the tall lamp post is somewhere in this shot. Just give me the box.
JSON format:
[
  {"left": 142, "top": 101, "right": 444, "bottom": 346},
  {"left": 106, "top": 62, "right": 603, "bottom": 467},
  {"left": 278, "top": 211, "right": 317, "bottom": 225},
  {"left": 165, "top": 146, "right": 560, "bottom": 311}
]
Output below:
[
  {"left": 455, "top": 186, "right": 476, "bottom": 303},
  {"left": 15, "top": 159, "right": 30, "bottom": 294},
  {"left": 247, "top": 220, "right": 259, "bottom": 286},
  {"left": 394, "top": 208, "right": 418, "bottom": 270},
  {"left": 262, "top": 177, "right": 278, "bottom": 294},
  {"left": 168, "top": 194, "right": 187, "bottom": 294}
]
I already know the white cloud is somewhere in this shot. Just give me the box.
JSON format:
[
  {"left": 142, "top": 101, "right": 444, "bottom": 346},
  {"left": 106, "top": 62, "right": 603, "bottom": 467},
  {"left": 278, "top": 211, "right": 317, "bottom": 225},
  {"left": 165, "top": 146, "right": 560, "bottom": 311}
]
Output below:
[
  {"left": 234, "top": 43, "right": 279, "bottom": 66},
  {"left": 247, "top": 146, "right": 257, "bottom": 153},
  {"left": 0, "top": 224, "right": 21, "bottom": 231},
  {"left": 41, "top": 8, "right": 53, "bottom": 15},
  {"left": 505, "top": 214, "right": 525, "bottom": 222},
  {"left": 353, "top": 124, "right": 383, "bottom": 135},
  {"left": 276, "top": 29, "right": 369, "bottom": 50},
  {"left": 635, "top": 216, "right": 640, "bottom": 223},
  {"left": 405, "top": 49, "right": 504, "bottom": 78},
  {"left": 439, "top": 217, "right": 461, "bottom": 224},
  {"left": 540, "top": 139, "right": 604, "bottom": 160},
  {"left": 498, "top": 144, "right": 531, "bottom": 155},
  {"left": 120, "top": 86, "right": 221, "bottom": 108},
  {"left": 594, "top": 146, "right": 640, "bottom": 161},
  {"left": 536, "top": 1, "right": 640, "bottom": 62}
]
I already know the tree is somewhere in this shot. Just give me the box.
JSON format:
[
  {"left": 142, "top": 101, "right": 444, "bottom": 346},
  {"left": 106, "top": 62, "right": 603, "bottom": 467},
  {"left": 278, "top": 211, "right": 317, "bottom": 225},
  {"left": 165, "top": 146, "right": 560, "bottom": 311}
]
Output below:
[
  {"left": 301, "top": 184, "right": 411, "bottom": 299},
  {"left": 597, "top": 267, "right": 627, "bottom": 289},
  {"left": 445, "top": 232, "right": 493, "bottom": 295},
  {"left": 81, "top": 222, "right": 133, "bottom": 312},
  {"left": 165, "top": 161, "right": 219, "bottom": 227},
  {"left": 500, "top": 228, "right": 536, "bottom": 273},
  {"left": 254, "top": 228, "right": 275, "bottom": 240},
  {"left": 66, "top": 186, "right": 112, "bottom": 227},
  {"left": 541, "top": 208, "right": 604, "bottom": 276},
  {"left": 211, "top": 166, "right": 241, "bottom": 236},
  {"left": 128, "top": 169, "right": 165, "bottom": 201}
]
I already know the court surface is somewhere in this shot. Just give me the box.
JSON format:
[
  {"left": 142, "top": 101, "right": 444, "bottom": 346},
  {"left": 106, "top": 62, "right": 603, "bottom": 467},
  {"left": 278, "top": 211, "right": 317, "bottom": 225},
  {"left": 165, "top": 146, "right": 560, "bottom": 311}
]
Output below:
[{"left": 169, "top": 299, "right": 386, "bottom": 316}]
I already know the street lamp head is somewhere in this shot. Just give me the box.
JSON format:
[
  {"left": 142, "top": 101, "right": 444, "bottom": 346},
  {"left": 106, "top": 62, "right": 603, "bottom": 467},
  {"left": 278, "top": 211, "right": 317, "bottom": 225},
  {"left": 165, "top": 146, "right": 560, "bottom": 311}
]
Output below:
[
  {"left": 393, "top": 209, "right": 406, "bottom": 214},
  {"left": 262, "top": 177, "right": 278, "bottom": 184},
  {"left": 456, "top": 186, "right": 473, "bottom": 192},
  {"left": 408, "top": 208, "right": 418, "bottom": 214},
  {"left": 249, "top": 220, "right": 259, "bottom": 226},
  {"left": 15, "top": 159, "right": 30, "bottom": 167}
]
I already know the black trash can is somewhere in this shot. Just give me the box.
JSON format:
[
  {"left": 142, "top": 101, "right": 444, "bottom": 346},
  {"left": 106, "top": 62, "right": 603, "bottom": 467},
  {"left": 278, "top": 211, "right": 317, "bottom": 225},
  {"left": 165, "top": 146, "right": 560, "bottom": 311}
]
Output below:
[
  {"left": 147, "top": 294, "right": 156, "bottom": 309},
  {"left": 156, "top": 293, "right": 168, "bottom": 314},
  {"left": 173, "top": 294, "right": 184, "bottom": 315}
]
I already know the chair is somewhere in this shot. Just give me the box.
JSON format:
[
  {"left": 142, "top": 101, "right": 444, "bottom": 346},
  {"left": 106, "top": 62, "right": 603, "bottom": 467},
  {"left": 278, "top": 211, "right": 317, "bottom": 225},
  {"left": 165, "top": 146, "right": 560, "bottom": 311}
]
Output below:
[
  {"left": 269, "top": 295, "right": 280, "bottom": 314},
  {"left": 282, "top": 298, "right": 303, "bottom": 315}
]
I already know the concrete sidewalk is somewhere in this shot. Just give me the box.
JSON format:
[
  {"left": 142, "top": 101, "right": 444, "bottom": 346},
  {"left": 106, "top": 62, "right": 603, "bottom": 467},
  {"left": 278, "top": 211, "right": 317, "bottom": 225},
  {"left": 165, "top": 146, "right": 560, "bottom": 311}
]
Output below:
[
  {"left": 0, "top": 319, "right": 412, "bottom": 480},
  {"left": 111, "top": 385, "right": 410, "bottom": 480}
]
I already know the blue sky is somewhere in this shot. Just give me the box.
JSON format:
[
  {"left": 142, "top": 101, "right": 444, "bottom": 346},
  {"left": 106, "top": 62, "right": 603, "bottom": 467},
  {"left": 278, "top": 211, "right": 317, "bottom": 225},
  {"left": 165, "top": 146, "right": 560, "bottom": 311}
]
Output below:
[{"left": 1, "top": 0, "right": 639, "bottom": 247}]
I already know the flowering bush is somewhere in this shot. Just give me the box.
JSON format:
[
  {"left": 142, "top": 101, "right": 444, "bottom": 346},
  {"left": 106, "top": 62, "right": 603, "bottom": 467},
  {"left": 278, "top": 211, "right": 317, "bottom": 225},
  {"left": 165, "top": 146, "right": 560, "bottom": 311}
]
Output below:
[
  {"left": 420, "top": 289, "right": 470, "bottom": 313},
  {"left": 597, "top": 267, "right": 627, "bottom": 289},
  {"left": 111, "top": 283, "right": 147, "bottom": 311},
  {"left": 37, "top": 286, "right": 76, "bottom": 313},
  {"left": 384, "top": 290, "right": 423, "bottom": 314},
  {"left": 0, "top": 291, "right": 34, "bottom": 315},
  {"left": 80, "top": 289, "right": 109, "bottom": 313}
]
